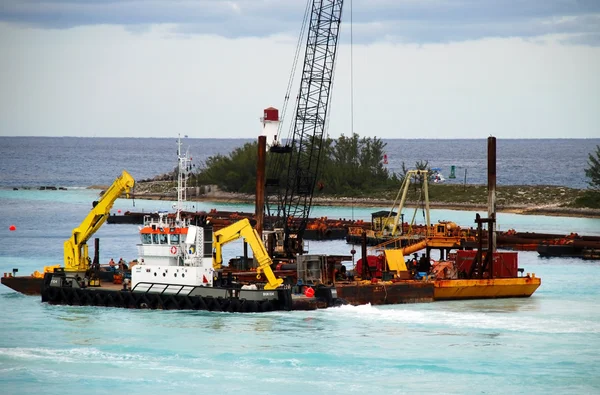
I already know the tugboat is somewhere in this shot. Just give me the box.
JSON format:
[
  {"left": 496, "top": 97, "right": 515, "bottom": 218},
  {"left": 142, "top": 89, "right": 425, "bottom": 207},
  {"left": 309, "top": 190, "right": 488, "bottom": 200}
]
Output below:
[{"left": 4, "top": 136, "right": 340, "bottom": 312}]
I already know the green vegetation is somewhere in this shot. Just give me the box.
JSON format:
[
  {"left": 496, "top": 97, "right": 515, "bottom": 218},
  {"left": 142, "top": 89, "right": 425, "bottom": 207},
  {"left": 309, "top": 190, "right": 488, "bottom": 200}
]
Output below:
[
  {"left": 426, "top": 184, "right": 587, "bottom": 208},
  {"left": 194, "top": 133, "right": 399, "bottom": 195},
  {"left": 138, "top": 138, "right": 598, "bottom": 212},
  {"left": 338, "top": 183, "right": 586, "bottom": 209},
  {"left": 574, "top": 145, "right": 600, "bottom": 209},
  {"left": 194, "top": 142, "right": 259, "bottom": 193},
  {"left": 573, "top": 191, "right": 600, "bottom": 209},
  {"left": 584, "top": 145, "right": 600, "bottom": 191}
]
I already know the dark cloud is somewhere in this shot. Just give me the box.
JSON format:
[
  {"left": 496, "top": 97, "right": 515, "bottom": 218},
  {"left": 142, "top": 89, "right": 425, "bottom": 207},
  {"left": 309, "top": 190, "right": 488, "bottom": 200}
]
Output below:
[
  {"left": 1, "top": 0, "right": 599, "bottom": 44},
  {"left": 348, "top": 13, "right": 600, "bottom": 45}
]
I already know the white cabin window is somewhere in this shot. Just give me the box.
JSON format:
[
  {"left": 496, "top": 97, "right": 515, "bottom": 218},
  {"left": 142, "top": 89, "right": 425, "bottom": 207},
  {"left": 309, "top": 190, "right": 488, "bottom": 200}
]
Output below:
[
  {"left": 152, "top": 234, "right": 159, "bottom": 244},
  {"left": 141, "top": 234, "right": 152, "bottom": 244},
  {"left": 159, "top": 234, "right": 168, "bottom": 244},
  {"left": 170, "top": 234, "right": 180, "bottom": 244}
]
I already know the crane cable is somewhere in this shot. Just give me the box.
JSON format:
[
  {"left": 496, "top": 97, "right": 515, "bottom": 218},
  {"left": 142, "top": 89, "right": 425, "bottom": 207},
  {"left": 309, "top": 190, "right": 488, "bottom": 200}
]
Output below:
[
  {"left": 278, "top": 0, "right": 312, "bottom": 141},
  {"left": 322, "top": 0, "right": 345, "bottom": 141},
  {"left": 350, "top": 0, "right": 354, "bottom": 139},
  {"left": 348, "top": 0, "right": 357, "bottom": 266},
  {"left": 266, "top": 0, "right": 311, "bottom": 221}
]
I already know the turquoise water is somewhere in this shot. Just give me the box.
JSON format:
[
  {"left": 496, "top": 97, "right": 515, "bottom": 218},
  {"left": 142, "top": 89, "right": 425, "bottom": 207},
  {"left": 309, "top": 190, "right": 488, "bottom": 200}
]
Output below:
[{"left": 1, "top": 190, "right": 600, "bottom": 394}]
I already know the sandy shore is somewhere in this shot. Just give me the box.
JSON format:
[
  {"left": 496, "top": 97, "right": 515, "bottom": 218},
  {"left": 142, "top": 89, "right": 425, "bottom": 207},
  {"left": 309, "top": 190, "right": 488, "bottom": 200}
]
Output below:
[{"left": 126, "top": 190, "right": 600, "bottom": 219}]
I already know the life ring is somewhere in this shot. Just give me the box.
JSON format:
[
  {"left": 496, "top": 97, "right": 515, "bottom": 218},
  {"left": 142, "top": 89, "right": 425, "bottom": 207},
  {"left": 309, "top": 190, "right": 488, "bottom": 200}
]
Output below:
[{"left": 170, "top": 246, "right": 178, "bottom": 255}]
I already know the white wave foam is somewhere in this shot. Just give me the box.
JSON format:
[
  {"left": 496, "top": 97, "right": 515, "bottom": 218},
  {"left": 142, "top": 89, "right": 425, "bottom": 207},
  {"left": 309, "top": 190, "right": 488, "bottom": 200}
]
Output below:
[
  {"left": 0, "top": 347, "right": 146, "bottom": 364},
  {"left": 0, "top": 346, "right": 231, "bottom": 380},
  {"left": 324, "top": 303, "right": 600, "bottom": 334}
]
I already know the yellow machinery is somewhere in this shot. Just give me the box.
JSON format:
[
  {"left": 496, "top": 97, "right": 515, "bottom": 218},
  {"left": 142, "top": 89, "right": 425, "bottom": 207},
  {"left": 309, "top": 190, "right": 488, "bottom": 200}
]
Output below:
[
  {"left": 213, "top": 218, "right": 284, "bottom": 290},
  {"left": 370, "top": 170, "right": 472, "bottom": 277},
  {"left": 347, "top": 170, "right": 433, "bottom": 242},
  {"left": 384, "top": 220, "right": 474, "bottom": 276},
  {"left": 386, "top": 169, "right": 431, "bottom": 238},
  {"left": 46, "top": 170, "right": 135, "bottom": 274}
]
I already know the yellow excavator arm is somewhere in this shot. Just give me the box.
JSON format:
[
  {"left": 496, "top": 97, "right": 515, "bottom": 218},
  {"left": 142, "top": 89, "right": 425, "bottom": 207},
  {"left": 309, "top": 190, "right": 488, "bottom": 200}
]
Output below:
[
  {"left": 58, "top": 170, "right": 135, "bottom": 273},
  {"left": 213, "top": 218, "right": 284, "bottom": 290}
]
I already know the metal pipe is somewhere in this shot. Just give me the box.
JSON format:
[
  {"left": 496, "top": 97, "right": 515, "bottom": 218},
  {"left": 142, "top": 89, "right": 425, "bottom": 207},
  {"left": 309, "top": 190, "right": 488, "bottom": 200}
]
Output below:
[
  {"left": 487, "top": 136, "right": 497, "bottom": 252},
  {"left": 93, "top": 238, "right": 100, "bottom": 265},
  {"left": 243, "top": 241, "right": 249, "bottom": 269},
  {"left": 361, "top": 231, "right": 369, "bottom": 279},
  {"left": 255, "top": 136, "right": 266, "bottom": 236},
  {"left": 423, "top": 170, "right": 431, "bottom": 236}
]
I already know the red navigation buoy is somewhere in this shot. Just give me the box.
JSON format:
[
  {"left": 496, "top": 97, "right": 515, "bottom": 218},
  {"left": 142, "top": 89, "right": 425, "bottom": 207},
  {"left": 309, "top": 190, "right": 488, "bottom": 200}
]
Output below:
[
  {"left": 9, "top": 225, "right": 16, "bottom": 231},
  {"left": 117, "top": 209, "right": 121, "bottom": 213},
  {"left": 304, "top": 287, "right": 314, "bottom": 298}
]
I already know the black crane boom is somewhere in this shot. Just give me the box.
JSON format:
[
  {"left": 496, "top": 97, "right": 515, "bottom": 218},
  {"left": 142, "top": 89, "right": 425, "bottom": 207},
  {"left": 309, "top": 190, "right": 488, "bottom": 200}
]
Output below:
[{"left": 266, "top": 0, "right": 344, "bottom": 256}]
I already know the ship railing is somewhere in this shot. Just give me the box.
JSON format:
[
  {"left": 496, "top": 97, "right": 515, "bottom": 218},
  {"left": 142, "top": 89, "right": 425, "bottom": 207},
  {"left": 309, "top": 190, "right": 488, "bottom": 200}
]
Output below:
[
  {"left": 368, "top": 234, "right": 424, "bottom": 251},
  {"left": 142, "top": 215, "right": 190, "bottom": 228},
  {"left": 132, "top": 282, "right": 196, "bottom": 296},
  {"left": 132, "top": 282, "right": 237, "bottom": 298}
]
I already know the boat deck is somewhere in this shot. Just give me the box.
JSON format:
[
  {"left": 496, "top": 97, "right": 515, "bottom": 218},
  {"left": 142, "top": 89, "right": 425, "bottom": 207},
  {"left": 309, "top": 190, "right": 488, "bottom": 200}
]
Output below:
[{"left": 2, "top": 273, "right": 541, "bottom": 310}]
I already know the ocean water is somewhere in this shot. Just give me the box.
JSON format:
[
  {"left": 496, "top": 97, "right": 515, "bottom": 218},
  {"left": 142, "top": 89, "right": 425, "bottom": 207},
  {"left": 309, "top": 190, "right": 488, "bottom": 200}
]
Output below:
[
  {"left": 1, "top": 137, "right": 599, "bottom": 189},
  {"left": 1, "top": 138, "right": 600, "bottom": 394}
]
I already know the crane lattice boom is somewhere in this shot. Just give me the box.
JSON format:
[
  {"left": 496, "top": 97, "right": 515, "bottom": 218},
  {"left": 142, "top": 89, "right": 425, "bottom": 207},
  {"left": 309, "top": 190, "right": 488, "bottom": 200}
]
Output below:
[{"left": 267, "top": 0, "right": 343, "bottom": 256}]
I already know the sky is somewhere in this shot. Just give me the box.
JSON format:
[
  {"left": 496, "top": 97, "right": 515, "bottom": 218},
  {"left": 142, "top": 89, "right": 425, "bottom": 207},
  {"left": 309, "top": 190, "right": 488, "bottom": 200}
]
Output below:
[{"left": 0, "top": 0, "right": 599, "bottom": 139}]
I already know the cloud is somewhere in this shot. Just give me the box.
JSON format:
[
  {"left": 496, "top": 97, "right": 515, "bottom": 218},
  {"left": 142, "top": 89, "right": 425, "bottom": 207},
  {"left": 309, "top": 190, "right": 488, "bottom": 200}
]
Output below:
[
  {"left": 1, "top": 0, "right": 599, "bottom": 44},
  {"left": 0, "top": 1, "right": 303, "bottom": 36},
  {"left": 350, "top": 12, "right": 600, "bottom": 45},
  {"left": 0, "top": 23, "right": 598, "bottom": 139}
]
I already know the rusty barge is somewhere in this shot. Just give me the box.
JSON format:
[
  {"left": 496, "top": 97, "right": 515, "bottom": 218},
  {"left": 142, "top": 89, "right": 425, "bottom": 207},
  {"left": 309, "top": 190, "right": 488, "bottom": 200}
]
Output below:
[
  {"left": 107, "top": 211, "right": 600, "bottom": 259},
  {"left": 3, "top": 137, "right": 541, "bottom": 308}
]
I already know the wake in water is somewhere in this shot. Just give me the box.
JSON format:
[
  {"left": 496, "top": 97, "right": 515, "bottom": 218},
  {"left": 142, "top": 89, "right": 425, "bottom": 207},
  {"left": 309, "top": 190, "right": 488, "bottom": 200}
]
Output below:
[{"left": 323, "top": 302, "right": 600, "bottom": 334}]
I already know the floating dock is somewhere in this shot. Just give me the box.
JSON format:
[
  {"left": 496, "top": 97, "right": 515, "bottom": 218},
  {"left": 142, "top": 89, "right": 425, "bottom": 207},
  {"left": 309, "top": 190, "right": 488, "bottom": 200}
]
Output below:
[
  {"left": 1, "top": 272, "right": 341, "bottom": 312},
  {"left": 2, "top": 270, "right": 540, "bottom": 309},
  {"left": 107, "top": 211, "right": 600, "bottom": 258}
]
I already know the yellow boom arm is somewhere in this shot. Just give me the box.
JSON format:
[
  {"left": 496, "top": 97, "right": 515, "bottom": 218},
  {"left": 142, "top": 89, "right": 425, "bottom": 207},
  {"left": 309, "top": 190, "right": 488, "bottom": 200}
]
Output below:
[
  {"left": 388, "top": 169, "right": 431, "bottom": 237},
  {"left": 213, "top": 218, "right": 284, "bottom": 290},
  {"left": 61, "top": 170, "right": 135, "bottom": 272}
]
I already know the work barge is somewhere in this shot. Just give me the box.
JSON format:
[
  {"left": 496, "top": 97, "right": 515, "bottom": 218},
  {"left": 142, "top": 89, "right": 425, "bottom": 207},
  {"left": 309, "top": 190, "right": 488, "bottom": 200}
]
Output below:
[
  {"left": 2, "top": 137, "right": 541, "bottom": 311},
  {"left": 109, "top": 210, "right": 600, "bottom": 259}
]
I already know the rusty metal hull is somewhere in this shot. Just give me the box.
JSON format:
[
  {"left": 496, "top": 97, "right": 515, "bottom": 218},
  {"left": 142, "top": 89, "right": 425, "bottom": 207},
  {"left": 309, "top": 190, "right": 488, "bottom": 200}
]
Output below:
[
  {"left": 1, "top": 275, "right": 43, "bottom": 296},
  {"left": 3, "top": 275, "right": 541, "bottom": 305},
  {"left": 433, "top": 277, "right": 541, "bottom": 300},
  {"left": 335, "top": 281, "right": 434, "bottom": 305},
  {"left": 2, "top": 273, "right": 341, "bottom": 312}
]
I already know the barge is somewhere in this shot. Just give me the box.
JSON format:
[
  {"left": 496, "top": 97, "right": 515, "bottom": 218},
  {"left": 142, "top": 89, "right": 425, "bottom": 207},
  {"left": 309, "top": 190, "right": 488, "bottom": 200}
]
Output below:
[
  {"left": 2, "top": 137, "right": 541, "bottom": 309},
  {"left": 107, "top": 209, "right": 599, "bottom": 257},
  {"left": 2, "top": 139, "right": 343, "bottom": 313},
  {"left": 108, "top": 209, "right": 352, "bottom": 241}
]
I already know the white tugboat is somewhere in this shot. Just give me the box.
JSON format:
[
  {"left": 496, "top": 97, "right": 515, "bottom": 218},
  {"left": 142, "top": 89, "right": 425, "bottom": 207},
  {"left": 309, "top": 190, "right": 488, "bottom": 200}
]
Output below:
[
  {"left": 39, "top": 136, "right": 300, "bottom": 312},
  {"left": 132, "top": 136, "right": 284, "bottom": 295},
  {"left": 132, "top": 136, "right": 219, "bottom": 291}
]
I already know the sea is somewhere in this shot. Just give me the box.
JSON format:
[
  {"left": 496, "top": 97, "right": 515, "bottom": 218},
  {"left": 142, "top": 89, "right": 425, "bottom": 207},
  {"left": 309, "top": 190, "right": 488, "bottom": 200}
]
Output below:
[
  {"left": 1, "top": 137, "right": 599, "bottom": 189},
  {"left": 1, "top": 137, "right": 600, "bottom": 394}
]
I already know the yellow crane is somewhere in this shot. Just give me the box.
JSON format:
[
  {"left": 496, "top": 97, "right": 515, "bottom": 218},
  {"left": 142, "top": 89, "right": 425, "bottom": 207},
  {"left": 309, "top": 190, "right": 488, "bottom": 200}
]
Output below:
[
  {"left": 44, "top": 170, "right": 135, "bottom": 274},
  {"left": 386, "top": 169, "right": 431, "bottom": 238},
  {"left": 213, "top": 218, "right": 284, "bottom": 290},
  {"left": 370, "top": 170, "right": 468, "bottom": 277}
]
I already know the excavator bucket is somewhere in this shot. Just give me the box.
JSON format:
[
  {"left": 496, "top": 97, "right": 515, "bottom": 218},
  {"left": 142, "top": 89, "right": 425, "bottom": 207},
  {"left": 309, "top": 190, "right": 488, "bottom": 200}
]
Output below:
[{"left": 384, "top": 250, "right": 408, "bottom": 276}]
